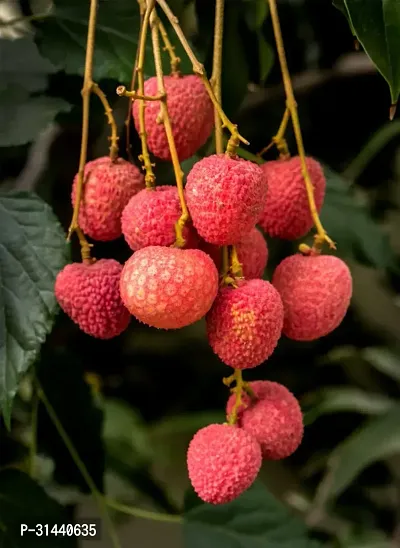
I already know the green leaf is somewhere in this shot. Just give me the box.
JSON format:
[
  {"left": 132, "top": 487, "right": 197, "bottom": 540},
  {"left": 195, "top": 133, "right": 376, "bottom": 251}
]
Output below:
[
  {"left": 0, "top": 38, "right": 71, "bottom": 147},
  {"left": 184, "top": 481, "right": 322, "bottom": 548},
  {"left": 36, "top": 349, "right": 104, "bottom": 493},
  {"left": 0, "top": 90, "right": 72, "bottom": 147},
  {"left": 35, "top": 0, "right": 193, "bottom": 83},
  {"left": 0, "top": 469, "right": 76, "bottom": 547},
  {"left": 334, "top": 0, "right": 400, "bottom": 103},
  {"left": 318, "top": 405, "right": 400, "bottom": 500},
  {"left": 244, "top": 0, "right": 269, "bottom": 31},
  {"left": 0, "top": 192, "right": 69, "bottom": 427},
  {"left": 0, "top": 38, "right": 56, "bottom": 94},
  {"left": 362, "top": 347, "right": 400, "bottom": 383},
  {"left": 321, "top": 167, "right": 395, "bottom": 269},
  {"left": 303, "top": 387, "right": 397, "bottom": 426}
]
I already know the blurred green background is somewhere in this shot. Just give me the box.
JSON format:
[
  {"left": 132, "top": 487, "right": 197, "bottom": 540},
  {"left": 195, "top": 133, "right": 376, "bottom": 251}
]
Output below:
[{"left": 1, "top": 1, "right": 400, "bottom": 547}]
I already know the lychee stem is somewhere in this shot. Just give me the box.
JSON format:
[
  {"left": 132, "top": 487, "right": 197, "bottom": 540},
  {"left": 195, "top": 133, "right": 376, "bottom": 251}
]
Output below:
[
  {"left": 230, "top": 245, "right": 243, "bottom": 279},
  {"left": 257, "top": 107, "right": 290, "bottom": 159},
  {"left": 150, "top": 8, "right": 189, "bottom": 247},
  {"left": 227, "top": 369, "right": 245, "bottom": 425},
  {"left": 67, "top": 0, "right": 98, "bottom": 263},
  {"left": 91, "top": 83, "right": 119, "bottom": 161},
  {"left": 155, "top": 0, "right": 249, "bottom": 156},
  {"left": 158, "top": 19, "right": 181, "bottom": 75},
  {"left": 211, "top": 0, "right": 225, "bottom": 155},
  {"left": 267, "top": 0, "right": 336, "bottom": 252},
  {"left": 136, "top": 0, "right": 156, "bottom": 189},
  {"left": 124, "top": 3, "right": 143, "bottom": 163},
  {"left": 117, "top": 87, "right": 166, "bottom": 102}
]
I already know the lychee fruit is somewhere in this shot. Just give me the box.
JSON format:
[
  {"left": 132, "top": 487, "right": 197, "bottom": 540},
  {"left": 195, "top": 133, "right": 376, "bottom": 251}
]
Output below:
[
  {"left": 206, "top": 279, "right": 284, "bottom": 369},
  {"left": 187, "top": 423, "right": 262, "bottom": 504},
  {"left": 200, "top": 227, "right": 268, "bottom": 279},
  {"left": 55, "top": 259, "right": 130, "bottom": 339},
  {"left": 121, "top": 185, "right": 198, "bottom": 251},
  {"left": 258, "top": 156, "right": 326, "bottom": 240},
  {"left": 71, "top": 156, "right": 145, "bottom": 241},
  {"left": 226, "top": 381, "right": 304, "bottom": 460},
  {"left": 132, "top": 75, "right": 214, "bottom": 161},
  {"left": 186, "top": 154, "right": 268, "bottom": 245},
  {"left": 272, "top": 253, "right": 352, "bottom": 341},
  {"left": 120, "top": 246, "right": 219, "bottom": 329}
]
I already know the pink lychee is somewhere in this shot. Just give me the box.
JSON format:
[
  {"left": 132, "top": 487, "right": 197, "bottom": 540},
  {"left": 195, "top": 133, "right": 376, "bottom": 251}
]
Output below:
[
  {"left": 187, "top": 423, "right": 262, "bottom": 504},
  {"left": 199, "top": 227, "right": 268, "bottom": 279},
  {"left": 120, "top": 246, "right": 219, "bottom": 329},
  {"left": 226, "top": 381, "right": 304, "bottom": 460},
  {"left": 71, "top": 156, "right": 145, "bottom": 241},
  {"left": 55, "top": 259, "right": 130, "bottom": 339},
  {"left": 258, "top": 156, "right": 326, "bottom": 240},
  {"left": 121, "top": 185, "right": 198, "bottom": 251},
  {"left": 272, "top": 253, "right": 352, "bottom": 341},
  {"left": 206, "top": 279, "right": 284, "bottom": 369},
  {"left": 132, "top": 75, "right": 214, "bottom": 161},
  {"left": 186, "top": 154, "right": 268, "bottom": 245}
]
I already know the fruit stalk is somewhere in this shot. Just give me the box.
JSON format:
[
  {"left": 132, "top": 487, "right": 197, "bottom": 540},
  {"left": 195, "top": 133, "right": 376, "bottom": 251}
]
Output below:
[
  {"left": 155, "top": 0, "right": 249, "bottom": 156},
  {"left": 125, "top": 2, "right": 144, "bottom": 161},
  {"left": 225, "top": 369, "right": 245, "bottom": 425},
  {"left": 211, "top": 0, "right": 225, "bottom": 155},
  {"left": 267, "top": 0, "right": 335, "bottom": 251},
  {"left": 150, "top": 9, "right": 189, "bottom": 247},
  {"left": 67, "top": 0, "right": 98, "bottom": 262},
  {"left": 136, "top": 0, "right": 156, "bottom": 188},
  {"left": 258, "top": 107, "right": 290, "bottom": 158},
  {"left": 158, "top": 19, "right": 181, "bottom": 75},
  {"left": 91, "top": 83, "right": 119, "bottom": 161}
]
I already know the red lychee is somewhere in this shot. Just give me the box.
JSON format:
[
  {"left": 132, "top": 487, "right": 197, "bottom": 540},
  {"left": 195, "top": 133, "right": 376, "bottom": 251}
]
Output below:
[
  {"left": 121, "top": 185, "right": 198, "bottom": 251},
  {"left": 186, "top": 154, "right": 268, "bottom": 245},
  {"left": 206, "top": 279, "right": 284, "bottom": 369},
  {"left": 120, "top": 246, "right": 219, "bottom": 329},
  {"left": 187, "top": 423, "right": 261, "bottom": 504},
  {"left": 71, "top": 156, "right": 145, "bottom": 241},
  {"left": 226, "top": 381, "right": 304, "bottom": 460},
  {"left": 272, "top": 253, "right": 352, "bottom": 341},
  {"left": 132, "top": 75, "right": 214, "bottom": 161},
  {"left": 55, "top": 259, "right": 130, "bottom": 339},
  {"left": 258, "top": 156, "right": 326, "bottom": 240},
  {"left": 200, "top": 227, "right": 268, "bottom": 279}
]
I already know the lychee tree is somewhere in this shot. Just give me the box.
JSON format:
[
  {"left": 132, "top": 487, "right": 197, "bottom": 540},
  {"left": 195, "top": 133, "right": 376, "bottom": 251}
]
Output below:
[{"left": 1, "top": 1, "right": 400, "bottom": 547}]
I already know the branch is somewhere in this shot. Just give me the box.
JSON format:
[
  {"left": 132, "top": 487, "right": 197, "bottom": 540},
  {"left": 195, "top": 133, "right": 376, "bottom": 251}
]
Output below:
[
  {"left": 211, "top": 0, "right": 225, "bottom": 154},
  {"left": 150, "top": 8, "right": 188, "bottom": 247},
  {"left": 267, "top": 0, "right": 335, "bottom": 252}
]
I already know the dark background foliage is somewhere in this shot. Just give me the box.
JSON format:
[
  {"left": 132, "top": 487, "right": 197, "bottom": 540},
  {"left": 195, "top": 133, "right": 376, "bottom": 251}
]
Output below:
[{"left": 1, "top": 1, "right": 400, "bottom": 547}]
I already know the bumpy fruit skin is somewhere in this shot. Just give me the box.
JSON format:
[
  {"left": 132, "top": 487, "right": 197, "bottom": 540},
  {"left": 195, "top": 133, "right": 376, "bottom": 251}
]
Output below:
[
  {"left": 187, "top": 423, "right": 262, "bottom": 504},
  {"left": 71, "top": 156, "right": 145, "bottom": 241},
  {"left": 132, "top": 75, "right": 214, "bottom": 161},
  {"left": 200, "top": 227, "right": 268, "bottom": 279},
  {"left": 186, "top": 155, "right": 268, "bottom": 245},
  {"left": 121, "top": 186, "right": 198, "bottom": 251},
  {"left": 272, "top": 253, "right": 352, "bottom": 341},
  {"left": 55, "top": 259, "right": 130, "bottom": 339},
  {"left": 226, "top": 381, "right": 304, "bottom": 460},
  {"left": 206, "top": 279, "right": 284, "bottom": 369},
  {"left": 258, "top": 156, "right": 326, "bottom": 240},
  {"left": 120, "top": 246, "right": 219, "bottom": 329}
]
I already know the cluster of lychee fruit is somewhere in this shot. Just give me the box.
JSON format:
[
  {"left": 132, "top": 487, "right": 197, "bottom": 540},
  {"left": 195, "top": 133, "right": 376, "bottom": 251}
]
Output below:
[{"left": 54, "top": 73, "right": 353, "bottom": 505}]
